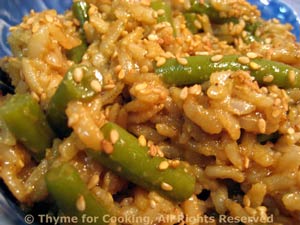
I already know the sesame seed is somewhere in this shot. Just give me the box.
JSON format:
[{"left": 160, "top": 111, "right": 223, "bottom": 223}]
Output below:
[
  {"left": 180, "top": 87, "right": 188, "bottom": 100},
  {"left": 211, "top": 54, "right": 223, "bottom": 62},
  {"left": 159, "top": 161, "right": 169, "bottom": 170},
  {"left": 45, "top": 14, "right": 53, "bottom": 23},
  {"left": 258, "top": 118, "right": 266, "bottom": 133},
  {"left": 177, "top": 57, "right": 188, "bottom": 65},
  {"left": 148, "top": 33, "right": 159, "bottom": 41},
  {"left": 103, "top": 84, "right": 115, "bottom": 90},
  {"left": 31, "top": 92, "right": 40, "bottom": 102},
  {"left": 244, "top": 156, "right": 250, "bottom": 169},
  {"left": 101, "top": 140, "right": 114, "bottom": 154},
  {"left": 150, "top": 200, "right": 157, "bottom": 209},
  {"left": 76, "top": 195, "right": 86, "bottom": 212},
  {"left": 170, "top": 160, "right": 180, "bottom": 168},
  {"left": 141, "top": 65, "right": 149, "bottom": 73},
  {"left": 152, "top": 11, "right": 158, "bottom": 19},
  {"left": 274, "top": 98, "right": 281, "bottom": 106},
  {"left": 32, "top": 23, "right": 39, "bottom": 33},
  {"left": 238, "top": 56, "right": 250, "bottom": 65},
  {"left": 68, "top": 113, "right": 79, "bottom": 126},
  {"left": 249, "top": 61, "right": 261, "bottom": 70},
  {"left": 114, "top": 65, "right": 122, "bottom": 74},
  {"left": 118, "top": 69, "right": 125, "bottom": 80},
  {"left": 138, "top": 135, "right": 147, "bottom": 147},
  {"left": 135, "top": 82, "right": 148, "bottom": 91},
  {"left": 265, "top": 38, "right": 272, "bottom": 44},
  {"left": 246, "top": 52, "right": 258, "bottom": 59},
  {"left": 157, "top": 9, "right": 165, "bottom": 16},
  {"left": 189, "top": 84, "right": 202, "bottom": 95},
  {"left": 193, "top": 20, "right": 202, "bottom": 29},
  {"left": 242, "top": 31, "right": 248, "bottom": 38},
  {"left": 73, "top": 67, "right": 84, "bottom": 83},
  {"left": 156, "top": 57, "right": 166, "bottom": 67},
  {"left": 110, "top": 129, "right": 119, "bottom": 144},
  {"left": 288, "top": 70, "right": 296, "bottom": 84},
  {"left": 87, "top": 174, "right": 99, "bottom": 189},
  {"left": 90, "top": 80, "right": 102, "bottom": 92},
  {"left": 243, "top": 195, "right": 251, "bottom": 207},
  {"left": 287, "top": 127, "right": 295, "bottom": 134},
  {"left": 161, "top": 182, "right": 173, "bottom": 191},
  {"left": 263, "top": 74, "right": 274, "bottom": 83}
]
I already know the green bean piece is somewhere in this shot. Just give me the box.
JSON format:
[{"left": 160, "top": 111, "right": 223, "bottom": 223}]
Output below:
[
  {"left": 67, "top": 1, "right": 90, "bottom": 63},
  {"left": 155, "top": 55, "right": 300, "bottom": 88},
  {"left": 46, "top": 163, "right": 112, "bottom": 225},
  {"left": 72, "top": 1, "right": 89, "bottom": 27},
  {"left": 188, "top": 0, "right": 238, "bottom": 24},
  {"left": 150, "top": 0, "right": 175, "bottom": 36},
  {"left": 0, "top": 94, "right": 55, "bottom": 160},
  {"left": 88, "top": 122, "right": 196, "bottom": 202},
  {"left": 67, "top": 34, "right": 88, "bottom": 64},
  {"left": 47, "top": 65, "right": 103, "bottom": 138},
  {"left": 184, "top": 13, "right": 199, "bottom": 34}
]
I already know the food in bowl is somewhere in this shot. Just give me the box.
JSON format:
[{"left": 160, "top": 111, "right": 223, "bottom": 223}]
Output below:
[{"left": 0, "top": 0, "right": 300, "bottom": 224}]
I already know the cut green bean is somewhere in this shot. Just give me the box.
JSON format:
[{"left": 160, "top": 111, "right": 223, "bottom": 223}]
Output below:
[
  {"left": 155, "top": 55, "right": 300, "bottom": 88},
  {"left": 0, "top": 94, "right": 55, "bottom": 160},
  {"left": 72, "top": 1, "right": 89, "bottom": 27},
  {"left": 47, "top": 65, "right": 103, "bottom": 138},
  {"left": 188, "top": 0, "right": 238, "bottom": 24},
  {"left": 88, "top": 122, "right": 196, "bottom": 202},
  {"left": 67, "top": 1, "right": 90, "bottom": 63},
  {"left": 184, "top": 13, "right": 199, "bottom": 34},
  {"left": 46, "top": 163, "right": 112, "bottom": 225},
  {"left": 151, "top": 0, "right": 173, "bottom": 25}
]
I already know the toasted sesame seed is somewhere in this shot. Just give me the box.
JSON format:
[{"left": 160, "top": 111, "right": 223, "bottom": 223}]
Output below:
[
  {"left": 73, "top": 67, "right": 84, "bottom": 83},
  {"left": 242, "top": 31, "right": 248, "bottom": 38},
  {"left": 135, "top": 82, "right": 148, "bottom": 91},
  {"left": 258, "top": 118, "right": 266, "bottom": 133},
  {"left": 159, "top": 161, "right": 169, "bottom": 170},
  {"left": 238, "top": 56, "right": 250, "bottom": 65},
  {"left": 189, "top": 84, "right": 202, "bottom": 95},
  {"left": 138, "top": 135, "right": 147, "bottom": 147},
  {"left": 118, "top": 69, "right": 125, "bottom": 80},
  {"left": 263, "top": 74, "right": 274, "bottom": 83},
  {"left": 156, "top": 57, "right": 166, "bottom": 67},
  {"left": 31, "top": 92, "right": 40, "bottom": 102},
  {"left": 32, "top": 23, "right": 39, "bottom": 33},
  {"left": 148, "top": 34, "right": 159, "bottom": 41},
  {"left": 150, "top": 200, "right": 157, "bottom": 209},
  {"left": 193, "top": 20, "right": 202, "bottom": 29},
  {"left": 287, "top": 127, "right": 295, "bottom": 135},
  {"left": 249, "top": 61, "right": 261, "bottom": 70},
  {"left": 114, "top": 65, "right": 122, "bottom": 74},
  {"left": 211, "top": 54, "right": 223, "bottom": 62},
  {"left": 274, "top": 98, "right": 281, "bottom": 106},
  {"left": 244, "top": 156, "right": 250, "bottom": 169},
  {"left": 103, "top": 84, "right": 116, "bottom": 90},
  {"left": 180, "top": 87, "right": 188, "bottom": 100},
  {"left": 141, "top": 65, "right": 149, "bottom": 73},
  {"left": 195, "top": 51, "right": 209, "bottom": 56},
  {"left": 68, "top": 113, "right": 79, "bottom": 126},
  {"left": 45, "top": 14, "right": 53, "bottom": 23},
  {"left": 87, "top": 174, "right": 99, "bottom": 189},
  {"left": 90, "top": 80, "right": 102, "bottom": 92},
  {"left": 101, "top": 140, "right": 114, "bottom": 154},
  {"left": 9, "top": 26, "right": 18, "bottom": 32},
  {"left": 157, "top": 9, "right": 165, "bottom": 16},
  {"left": 265, "top": 38, "right": 272, "bottom": 44},
  {"left": 288, "top": 70, "right": 296, "bottom": 84},
  {"left": 170, "top": 160, "right": 180, "bottom": 168},
  {"left": 177, "top": 57, "right": 188, "bottom": 65},
  {"left": 161, "top": 182, "right": 173, "bottom": 191},
  {"left": 110, "top": 129, "right": 119, "bottom": 144},
  {"left": 152, "top": 11, "right": 158, "bottom": 19},
  {"left": 243, "top": 195, "right": 251, "bottom": 207},
  {"left": 246, "top": 52, "right": 258, "bottom": 59},
  {"left": 76, "top": 195, "right": 86, "bottom": 212}
]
